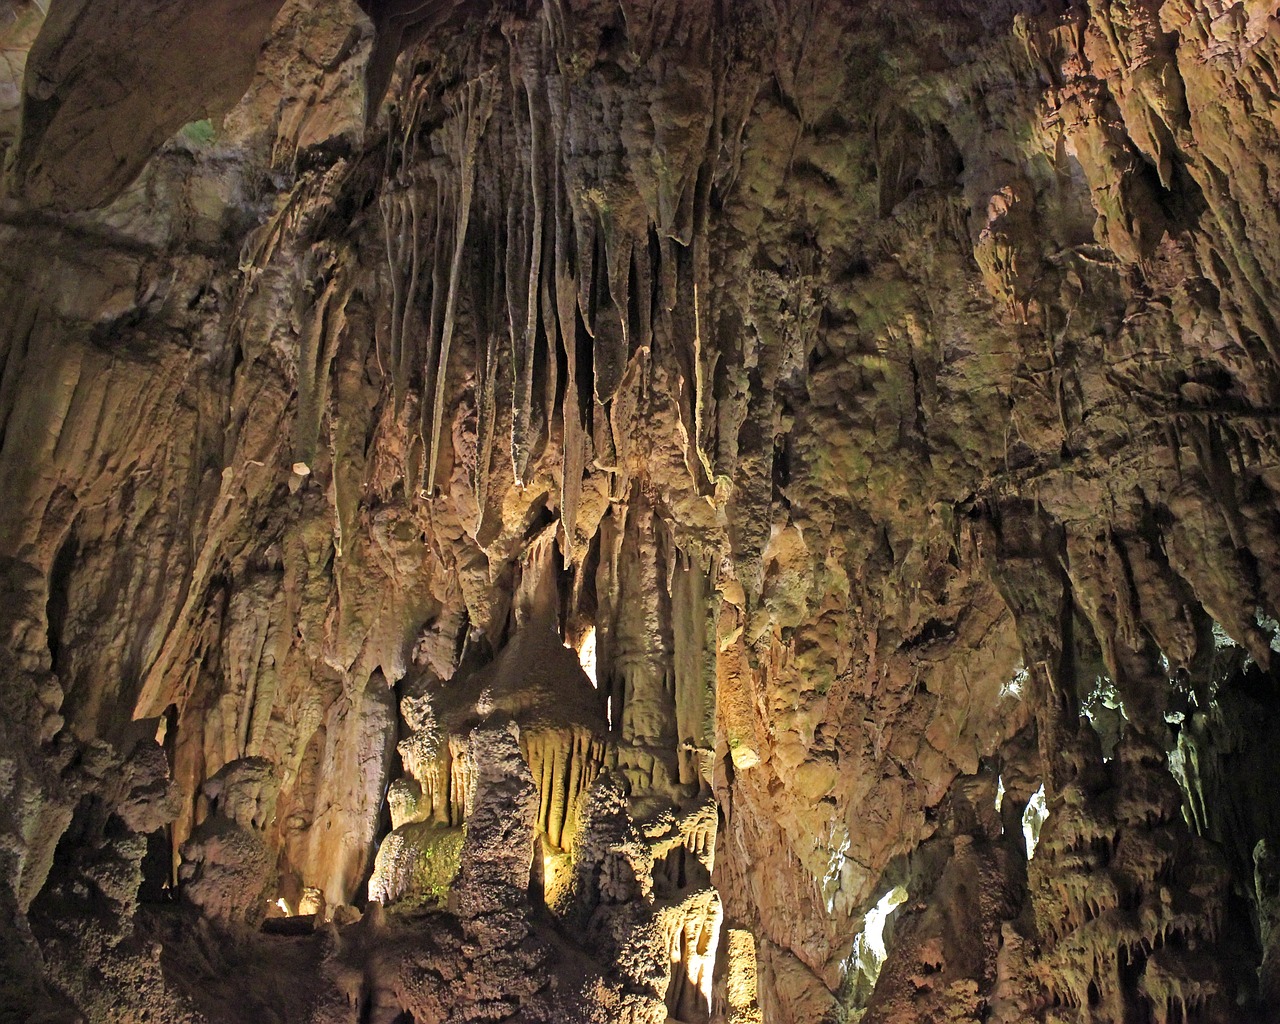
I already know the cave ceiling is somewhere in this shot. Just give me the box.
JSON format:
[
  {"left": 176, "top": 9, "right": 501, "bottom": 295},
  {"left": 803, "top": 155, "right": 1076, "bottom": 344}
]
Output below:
[{"left": 3, "top": 0, "right": 1280, "bottom": 1022}]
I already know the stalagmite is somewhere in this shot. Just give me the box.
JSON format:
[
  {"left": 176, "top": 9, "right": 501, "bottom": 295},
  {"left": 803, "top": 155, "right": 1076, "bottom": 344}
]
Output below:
[{"left": 5, "top": 1, "right": 1280, "bottom": 1022}]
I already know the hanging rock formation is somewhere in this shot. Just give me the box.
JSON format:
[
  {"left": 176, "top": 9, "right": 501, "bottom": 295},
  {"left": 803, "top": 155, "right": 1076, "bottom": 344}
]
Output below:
[{"left": 3, "top": 0, "right": 1280, "bottom": 1021}]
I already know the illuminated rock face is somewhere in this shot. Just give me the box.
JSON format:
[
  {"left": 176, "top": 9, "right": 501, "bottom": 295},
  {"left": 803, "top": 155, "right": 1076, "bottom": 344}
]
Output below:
[{"left": 3, "top": 0, "right": 1280, "bottom": 1021}]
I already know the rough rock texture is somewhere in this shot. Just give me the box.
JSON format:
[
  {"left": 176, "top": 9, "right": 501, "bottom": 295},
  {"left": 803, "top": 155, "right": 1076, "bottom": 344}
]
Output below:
[{"left": 3, "top": 0, "right": 1280, "bottom": 1022}]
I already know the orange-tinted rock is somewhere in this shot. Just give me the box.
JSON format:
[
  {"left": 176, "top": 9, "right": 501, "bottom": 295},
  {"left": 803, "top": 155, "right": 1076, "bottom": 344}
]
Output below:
[{"left": 2, "top": 1, "right": 1280, "bottom": 1021}]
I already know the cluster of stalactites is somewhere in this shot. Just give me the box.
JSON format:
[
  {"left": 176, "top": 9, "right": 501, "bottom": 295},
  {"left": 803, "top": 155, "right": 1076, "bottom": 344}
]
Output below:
[
  {"left": 374, "top": 2, "right": 744, "bottom": 552},
  {"left": 1026, "top": 737, "right": 1232, "bottom": 1020},
  {"left": 521, "top": 724, "right": 608, "bottom": 852}
]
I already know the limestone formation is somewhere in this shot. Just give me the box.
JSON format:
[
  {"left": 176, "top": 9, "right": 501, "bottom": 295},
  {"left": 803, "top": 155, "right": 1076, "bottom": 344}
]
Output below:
[{"left": 3, "top": 0, "right": 1280, "bottom": 1021}]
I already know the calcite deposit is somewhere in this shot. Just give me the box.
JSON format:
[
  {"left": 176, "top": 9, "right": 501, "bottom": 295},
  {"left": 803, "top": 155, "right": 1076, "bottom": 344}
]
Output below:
[{"left": 2, "top": 0, "right": 1280, "bottom": 1021}]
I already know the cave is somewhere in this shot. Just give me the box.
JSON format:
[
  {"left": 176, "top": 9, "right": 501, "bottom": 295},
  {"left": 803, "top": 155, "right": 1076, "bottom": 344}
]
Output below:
[{"left": 3, "top": 1, "right": 1280, "bottom": 1022}]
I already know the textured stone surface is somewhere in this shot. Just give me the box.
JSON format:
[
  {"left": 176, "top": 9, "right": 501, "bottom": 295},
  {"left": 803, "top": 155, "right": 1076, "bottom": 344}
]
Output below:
[
  {"left": 10, "top": 0, "right": 286, "bottom": 209},
  {"left": 1, "top": 0, "right": 1280, "bottom": 1021}
]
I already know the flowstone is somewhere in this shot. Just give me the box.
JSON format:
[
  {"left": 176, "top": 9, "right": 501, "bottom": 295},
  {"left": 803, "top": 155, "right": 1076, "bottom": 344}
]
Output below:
[{"left": 3, "top": 0, "right": 1280, "bottom": 1020}]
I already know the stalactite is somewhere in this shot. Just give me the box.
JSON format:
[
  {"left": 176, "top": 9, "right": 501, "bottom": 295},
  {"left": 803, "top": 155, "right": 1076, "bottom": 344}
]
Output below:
[
  {"left": 467, "top": 188, "right": 506, "bottom": 537},
  {"left": 378, "top": 72, "right": 433, "bottom": 413},
  {"left": 377, "top": 192, "right": 404, "bottom": 392},
  {"left": 691, "top": 55, "right": 719, "bottom": 486},
  {"left": 512, "top": 46, "right": 550, "bottom": 487},
  {"left": 506, "top": 142, "right": 534, "bottom": 486},
  {"left": 520, "top": 725, "right": 606, "bottom": 852},
  {"left": 554, "top": 134, "right": 588, "bottom": 558},
  {"left": 648, "top": 230, "right": 672, "bottom": 331},
  {"left": 421, "top": 184, "right": 450, "bottom": 483},
  {"left": 595, "top": 226, "right": 633, "bottom": 403},
  {"left": 293, "top": 254, "right": 354, "bottom": 474},
  {"left": 14, "top": 2, "right": 1280, "bottom": 1021},
  {"left": 474, "top": 326, "right": 501, "bottom": 531},
  {"left": 448, "top": 733, "right": 471, "bottom": 828},
  {"left": 576, "top": 205, "right": 597, "bottom": 344},
  {"left": 378, "top": 183, "right": 427, "bottom": 412},
  {"left": 426, "top": 72, "right": 495, "bottom": 495},
  {"left": 541, "top": 228, "right": 560, "bottom": 443}
]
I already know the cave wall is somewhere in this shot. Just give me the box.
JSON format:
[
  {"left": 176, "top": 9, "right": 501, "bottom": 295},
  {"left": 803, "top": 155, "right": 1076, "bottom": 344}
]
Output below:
[{"left": 2, "top": 0, "right": 1280, "bottom": 1021}]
